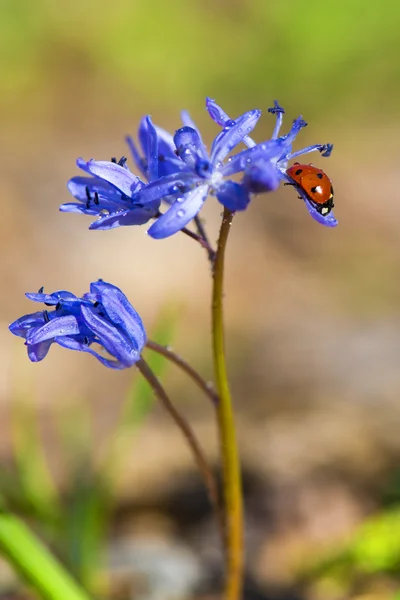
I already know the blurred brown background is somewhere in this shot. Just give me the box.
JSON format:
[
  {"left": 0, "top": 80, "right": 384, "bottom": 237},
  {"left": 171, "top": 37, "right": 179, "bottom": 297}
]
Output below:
[{"left": 2, "top": 1, "right": 400, "bottom": 598}]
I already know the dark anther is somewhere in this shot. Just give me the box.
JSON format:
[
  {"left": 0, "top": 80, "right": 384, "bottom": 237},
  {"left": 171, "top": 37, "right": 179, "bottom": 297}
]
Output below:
[
  {"left": 93, "top": 301, "right": 100, "bottom": 307},
  {"left": 85, "top": 186, "right": 91, "bottom": 201},
  {"left": 295, "top": 169, "right": 303, "bottom": 176},
  {"left": 267, "top": 100, "right": 285, "bottom": 115},
  {"left": 38, "top": 286, "right": 44, "bottom": 294},
  {"left": 94, "top": 191, "right": 100, "bottom": 205},
  {"left": 86, "top": 200, "right": 91, "bottom": 209},
  {"left": 83, "top": 336, "right": 90, "bottom": 345},
  {"left": 43, "top": 310, "right": 50, "bottom": 323},
  {"left": 320, "top": 143, "right": 333, "bottom": 158},
  {"left": 111, "top": 157, "right": 117, "bottom": 163},
  {"left": 118, "top": 156, "right": 127, "bottom": 167},
  {"left": 317, "top": 172, "right": 323, "bottom": 179}
]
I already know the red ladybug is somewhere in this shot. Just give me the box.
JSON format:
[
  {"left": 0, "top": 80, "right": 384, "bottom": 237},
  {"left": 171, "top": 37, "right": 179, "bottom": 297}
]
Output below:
[{"left": 286, "top": 163, "right": 334, "bottom": 216}]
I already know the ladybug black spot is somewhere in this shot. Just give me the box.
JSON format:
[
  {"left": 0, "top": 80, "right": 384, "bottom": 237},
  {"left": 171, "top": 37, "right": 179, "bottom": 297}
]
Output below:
[
  {"left": 295, "top": 169, "right": 303, "bottom": 176},
  {"left": 317, "top": 172, "right": 323, "bottom": 179}
]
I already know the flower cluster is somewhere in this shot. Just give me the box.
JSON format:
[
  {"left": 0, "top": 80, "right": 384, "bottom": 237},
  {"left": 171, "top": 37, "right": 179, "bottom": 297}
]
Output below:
[
  {"left": 9, "top": 281, "right": 146, "bottom": 369},
  {"left": 61, "top": 98, "right": 337, "bottom": 237},
  {"left": 11, "top": 98, "right": 336, "bottom": 368}
]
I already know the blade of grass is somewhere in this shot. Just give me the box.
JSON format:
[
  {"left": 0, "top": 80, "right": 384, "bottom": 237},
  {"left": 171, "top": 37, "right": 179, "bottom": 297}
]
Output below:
[{"left": 0, "top": 499, "right": 92, "bottom": 600}]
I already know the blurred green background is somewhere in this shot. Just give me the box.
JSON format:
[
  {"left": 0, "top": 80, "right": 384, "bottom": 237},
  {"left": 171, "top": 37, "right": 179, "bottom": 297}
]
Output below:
[{"left": 2, "top": 0, "right": 400, "bottom": 599}]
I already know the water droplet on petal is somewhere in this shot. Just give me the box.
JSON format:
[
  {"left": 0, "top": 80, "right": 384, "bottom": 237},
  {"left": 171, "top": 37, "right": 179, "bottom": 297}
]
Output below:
[
  {"left": 177, "top": 209, "right": 185, "bottom": 218},
  {"left": 176, "top": 197, "right": 184, "bottom": 203},
  {"left": 99, "top": 209, "right": 110, "bottom": 217}
]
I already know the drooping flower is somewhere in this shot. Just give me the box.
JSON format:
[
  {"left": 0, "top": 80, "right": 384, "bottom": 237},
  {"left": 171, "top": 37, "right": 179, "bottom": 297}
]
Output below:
[
  {"left": 9, "top": 280, "right": 146, "bottom": 369},
  {"left": 147, "top": 107, "right": 262, "bottom": 239},
  {"left": 61, "top": 117, "right": 192, "bottom": 231},
  {"left": 206, "top": 98, "right": 337, "bottom": 227}
]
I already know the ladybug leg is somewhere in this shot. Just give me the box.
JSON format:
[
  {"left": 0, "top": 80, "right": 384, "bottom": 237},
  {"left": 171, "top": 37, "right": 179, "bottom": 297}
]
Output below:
[{"left": 283, "top": 182, "right": 295, "bottom": 187}]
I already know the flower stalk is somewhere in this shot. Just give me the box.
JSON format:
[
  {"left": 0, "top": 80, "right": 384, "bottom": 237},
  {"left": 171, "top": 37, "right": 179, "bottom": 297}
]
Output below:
[
  {"left": 135, "top": 357, "right": 225, "bottom": 547},
  {"left": 212, "top": 209, "right": 243, "bottom": 600}
]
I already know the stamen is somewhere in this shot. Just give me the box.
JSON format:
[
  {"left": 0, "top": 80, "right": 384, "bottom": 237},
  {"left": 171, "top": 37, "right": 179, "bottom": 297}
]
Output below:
[
  {"left": 267, "top": 100, "right": 285, "bottom": 115},
  {"left": 38, "top": 286, "right": 44, "bottom": 294},
  {"left": 94, "top": 192, "right": 100, "bottom": 205},
  {"left": 118, "top": 156, "right": 127, "bottom": 167},
  {"left": 85, "top": 186, "right": 91, "bottom": 201},
  {"left": 111, "top": 157, "right": 117, "bottom": 163},
  {"left": 43, "top": 310, "right": 50, "bottom": 323},
  {"left": 268, "top": 100, "right": 285, "bottom": 140},
  {"left": 320, "top": 143, "right": 333, "bottom": 157}
]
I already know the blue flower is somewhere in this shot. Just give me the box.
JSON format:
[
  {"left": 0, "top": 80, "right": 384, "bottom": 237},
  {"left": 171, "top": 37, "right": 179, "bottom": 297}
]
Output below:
[
  {"left": 61, "top": 117, "right": 192, "bottom": 231},
  {"left": 147, "top": 105, "right": 262, "bottom": 239},
  {"left": 9, "top": 281, "right": 146, "bottom": 369},
  {"left": 206, "top": 98, "right": 337, "bottom": 227}
]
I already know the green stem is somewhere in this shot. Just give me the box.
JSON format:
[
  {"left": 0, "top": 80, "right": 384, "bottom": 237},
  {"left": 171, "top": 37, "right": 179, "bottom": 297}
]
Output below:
[
  {"left": 0, "top": 506, "right": 92, "bottom": 600},
  {"left": 212, "top": 208, "right": 243, "bottom": 600}
]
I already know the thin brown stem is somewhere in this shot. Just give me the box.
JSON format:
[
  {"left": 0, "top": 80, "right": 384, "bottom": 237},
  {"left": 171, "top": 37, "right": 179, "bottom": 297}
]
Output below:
[
  {"left": 135, "top": 357, "right": 225, "bottom": 547},
  {"left": 194, "top": 215, "right": 215, "bottom": 265},
  {"left": 146, "top": 340, "right": 219, "bottom": 405},
  {"left": 181, "top": 227, "right": 216, "bottom": 262}
]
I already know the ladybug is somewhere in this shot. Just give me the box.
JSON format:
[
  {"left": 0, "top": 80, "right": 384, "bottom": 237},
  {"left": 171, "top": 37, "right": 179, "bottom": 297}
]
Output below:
[{"left": 285, "top": 163, "right": 334, "bottom": 216}]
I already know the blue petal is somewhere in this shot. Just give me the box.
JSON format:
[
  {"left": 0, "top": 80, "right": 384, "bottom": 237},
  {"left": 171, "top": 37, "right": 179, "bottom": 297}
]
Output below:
[
  {"left": 27, "top": 340, "right": 53, "bottom": 362},
  {"left": 148, "top": 184, "right": 209, "bottom": 239},
  {"left": 60, "top": 203, "right": 101, "bottom": 216},
  {"left": 303, "top": 197, "right": 338, "bottom": 227},
  {"left": 9, "top": 312, "right": 46, "bottom": 337},
  {"left": 77, "top": 159, "right": 143, "bottom": 198},
  {"left": 138, "top": 117, "right": 176, "bottom": 161},
  {"left": 210, "top": 109, "right": 261, "bottom": 164},
  {"left": 216, "top": 181, "right": 251, "bottom": 212},
  {"left": 243, "top": 159, "right": 281, "bottom": 194},
  {"left": 80, "top": 305, "right": 140, "bottom": 367},
  {"left": 157, "top": 155, "right": 192, "bottom": 177},
  {"left": 134, "top": 172, "right": 195, "bottom": 204},
  {"left": 180, "top": 110, "right": 208, "bottom": 158},
  {"left": 67, "top": 176, "right": 123, "bottom": 203},
  {"left": 27, "top": 315, "right": 81, "bottom": 344},
  {"left": 206, "top": 98, "right": 256, "bottom": 149},
  {"left": 89, "top": 205, "right": 159, "bottom": 230},
  {"left": 221, "top": 139, "right": 285, "bottom": 177},
  {"left": 55, "top": 336, "right": 128, "bottom": 369},
  {"left": 89, "top": 281, "right": 146, "bottom": 351},
  {"left": 25, "top": 291, "right": 78, "bottom": 304},
  {"left": 145, "top": 116, "right": 159, "bottom": 182},
  {"left": 174, "top": 126, "right": 209, "bottom": 170}
]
